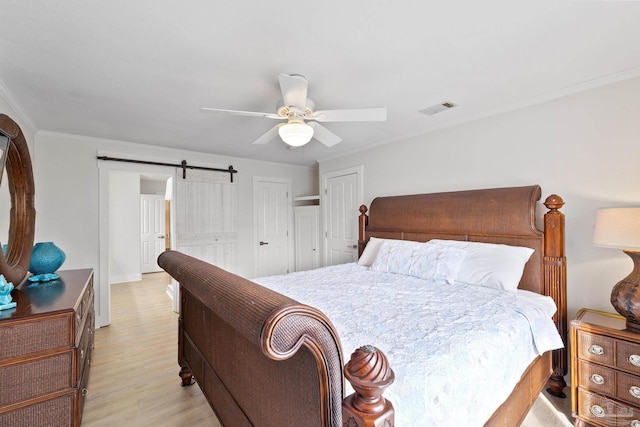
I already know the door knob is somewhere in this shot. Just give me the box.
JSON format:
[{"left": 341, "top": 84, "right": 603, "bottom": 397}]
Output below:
[{"left": 259, "top": 241, "right": 269, "bottom": 246}]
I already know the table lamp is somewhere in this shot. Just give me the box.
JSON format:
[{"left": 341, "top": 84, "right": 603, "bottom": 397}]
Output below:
[{"left": 593, "top": 207, "right": 640, "bottom": 331}]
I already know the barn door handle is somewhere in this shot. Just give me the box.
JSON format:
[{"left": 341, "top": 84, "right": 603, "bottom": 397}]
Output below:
[{"left": 260, "top": 241, "right": 269, "bottom": 246}]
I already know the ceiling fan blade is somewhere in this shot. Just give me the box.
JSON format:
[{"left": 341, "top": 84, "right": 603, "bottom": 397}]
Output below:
[
  {"left": 308, "top": 122, "right": 342, "bottom": 147},
  {"left": 278, "top": 74, "right": 308, "bottom": 109},
  {"left": 252, "top": 126, "right": 279, "bottom": 145},
  {"left": 311, "top": 107, "right": 387, "bottom": 122},
  {"left": 200, "top": 107, "right": 282, "bottom": 120}
]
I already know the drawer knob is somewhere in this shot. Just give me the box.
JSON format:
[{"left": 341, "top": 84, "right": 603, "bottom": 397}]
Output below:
[
  {"left": 590, "top": 373, "right": 605, "bottom": 385},
  {"left": 590, "top": 404, "right": 606, "bottom": 417},
  {"left": 589, "top": 344, "right": 605, "bottom": 355},
  {"left": 630, "top": 354, "right": 640, "bottom": 367},
  {"left": 630, "top": 386, "right": 640, "bottom": 399}
]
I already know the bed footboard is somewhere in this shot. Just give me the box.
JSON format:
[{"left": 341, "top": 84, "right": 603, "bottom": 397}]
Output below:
[{"left": 159, "top": 251, "right": 394, "bottom": 427}]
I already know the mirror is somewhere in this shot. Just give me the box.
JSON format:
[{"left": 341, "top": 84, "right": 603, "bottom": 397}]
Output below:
[
  {"left": 0, "top": 114, "right": 36, "bottom": 285},
  {"left": 0, "top": 135, "right": 9, "bottom": 249}
]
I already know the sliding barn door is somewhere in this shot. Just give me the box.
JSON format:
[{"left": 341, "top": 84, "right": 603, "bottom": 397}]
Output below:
[{"left": 174, "top": 169, "right": 238, "bottom": 271}]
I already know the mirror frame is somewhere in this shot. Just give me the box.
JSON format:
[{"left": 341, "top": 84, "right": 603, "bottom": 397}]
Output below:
[{"left": 0, "top": 114, "right": 35, "bottom": 285}]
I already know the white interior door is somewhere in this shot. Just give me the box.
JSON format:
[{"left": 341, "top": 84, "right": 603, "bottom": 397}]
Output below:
[
  {"left": 254, "top": 177, "right": 291, "bottom": 277},
  {"left": 294, "top": 205, "right": 320, "bottom": 272},
  {"left": 175, "top": 169, "right": 238, "bottom": 269},
  {"left": 322, "top": 167, "right": 363, "bottom": 266},
  {"left": 140, "top": 194, "right": 166, "bottom": 273},
  {"left": 172, "top": 169, "right": 238, "bottom": 311}
]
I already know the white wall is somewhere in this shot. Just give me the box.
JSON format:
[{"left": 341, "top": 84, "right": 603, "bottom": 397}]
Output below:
[
  {"left": 320, "top": 75, "right": 640, "bottom": 321},
  {"left": 109, "top": 171, "right": 141, "bottom": 284},
  {"left": 33, "top": 131, "right": 317, "bottom": 327}
]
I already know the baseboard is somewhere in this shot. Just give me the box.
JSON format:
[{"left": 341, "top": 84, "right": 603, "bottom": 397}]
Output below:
[{"left": 110, "top": 273, "right": 142, "bottom": 284}]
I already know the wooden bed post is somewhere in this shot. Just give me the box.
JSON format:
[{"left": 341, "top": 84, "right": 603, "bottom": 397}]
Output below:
[
  {"left": 543, "top": 195, "right": 568, "bottom": 398},
  {"left": 358, "top": 205, "right": 369, "bottom": 258},
  {"left": 343, "top": 345, "right": 395, "bottom": 427}
]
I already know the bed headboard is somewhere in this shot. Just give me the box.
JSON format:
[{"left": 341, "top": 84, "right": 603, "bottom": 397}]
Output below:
[{"left": 357, "top": 185, "right": 568, "bottom": 395}]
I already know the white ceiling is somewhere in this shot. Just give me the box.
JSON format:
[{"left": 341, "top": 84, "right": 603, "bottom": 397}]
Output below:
[{"left": 1, "top": 1, "right": 640, "bottom": 166}]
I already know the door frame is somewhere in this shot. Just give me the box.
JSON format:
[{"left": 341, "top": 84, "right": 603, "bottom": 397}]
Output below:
[
  {"left": 320, "top": 165, "right": 364, "bottom": 266},
  {"left": 98, "top": 151, "right": 176, "bottom": 327},
  {"left": 252, "top": 176, "right": 293, "bottom": 278}
]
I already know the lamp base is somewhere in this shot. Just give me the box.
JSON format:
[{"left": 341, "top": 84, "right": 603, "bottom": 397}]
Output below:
[{"left": 610, "top": 251, "right": 640, "bottom": 332}]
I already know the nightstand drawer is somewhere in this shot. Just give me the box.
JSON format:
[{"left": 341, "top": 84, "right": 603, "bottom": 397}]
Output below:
[
  {"left": 617, "top": 371, "right": 640, "bottom": 408},
  {"left": 618, "top": 341, "right": 640, "bottom": 375},
  {"left": 578, "top": 331, "right": 615, "bottom": 367},
  {"left": 577, "top": 388, "right": 619, "bottom": 425},
  {"left": 579, "top": 360, "right": 616, "bottom": 395},
  {"left": 577, "top": 388, "right": 640, "bottom": 426}
]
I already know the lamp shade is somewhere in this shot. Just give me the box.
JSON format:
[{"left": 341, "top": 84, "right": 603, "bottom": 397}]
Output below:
[
  {"left": 278, "top": 122, "right": 314, "bottom": 147},
  {"left": 593, "top": 207, "right": 640, "bottom": 250}
]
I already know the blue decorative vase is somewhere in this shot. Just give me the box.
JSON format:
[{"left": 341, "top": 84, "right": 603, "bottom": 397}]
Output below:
[{"left": 29, "top": 242, "right": 66, "bottom": 275}]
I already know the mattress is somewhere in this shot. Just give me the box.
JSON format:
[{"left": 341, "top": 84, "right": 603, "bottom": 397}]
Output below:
[{"left": 255, "top": 263, "right": 563, "bottom": 426}]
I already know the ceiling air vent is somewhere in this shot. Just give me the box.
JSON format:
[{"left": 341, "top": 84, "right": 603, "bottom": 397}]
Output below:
[{"left": 419, "top": 101, "right": 457, "bottom": 116}]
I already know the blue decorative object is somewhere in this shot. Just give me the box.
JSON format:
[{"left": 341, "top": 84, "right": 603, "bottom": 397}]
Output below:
[
  {"left": 28, "top": 242, "right": 66, "bottom": 281},
  {"left": 0, "top": 274, "right": 16, "bottom": 311}
]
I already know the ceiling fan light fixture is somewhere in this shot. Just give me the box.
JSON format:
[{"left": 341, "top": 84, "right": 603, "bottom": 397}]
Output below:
[{"left": 278, "top": 122, "right": 314, "bottom": 147}]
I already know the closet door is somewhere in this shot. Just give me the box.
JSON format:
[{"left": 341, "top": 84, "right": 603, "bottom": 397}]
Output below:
[{"left": 294, "top": 206, "right": 319, "bottom": 272}]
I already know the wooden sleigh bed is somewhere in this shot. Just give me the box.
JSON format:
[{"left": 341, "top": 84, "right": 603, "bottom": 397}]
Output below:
[{"left": 158, "top": 185, "right": 567, "bottom": 426}]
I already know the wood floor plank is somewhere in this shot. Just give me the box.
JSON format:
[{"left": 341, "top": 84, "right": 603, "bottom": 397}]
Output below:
[{"left": 82, "top": 272, "right": 221, "bottom": 427}]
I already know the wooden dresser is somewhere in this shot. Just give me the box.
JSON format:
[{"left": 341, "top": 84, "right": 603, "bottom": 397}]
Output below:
[
  {"left": 0, "top": 269, "right": 94, "bottom": 426},
  {"left": 571, "top": 308, "right": 640, "bottom": 427}
]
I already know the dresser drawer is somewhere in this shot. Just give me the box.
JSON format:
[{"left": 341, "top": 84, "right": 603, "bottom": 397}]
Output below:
[
  {"left": 617, "top": 341, "right": 640, "bottom": 376},
  {"left": 0, "top": 314, "right": 72, "bottom": 361},
  {"left": 577, "top": 388, "right": 619, "bottom": 425},
  {"left": 578, "top": 331, "right": 615, "bottom": 367},
  {"left": 579, "top": 360, "right": 616, "bottom": 396},
  {"left": 75, "top": 286, "right": 94, "bottom": 343},
  {"left": 0, "top": 390, "right": 75, "bottom": 427},
  {"left": 577, "top": 388, "right": 640, "bottom": 426},
  {"left": 76, "top": 308, "right": 94, "bottom": 384},
  {"left": 0, "top": 350, "right": 73, "bottom": 407},
  {"left": 616, "top": 371, "right": 640, "bottom": 409}
]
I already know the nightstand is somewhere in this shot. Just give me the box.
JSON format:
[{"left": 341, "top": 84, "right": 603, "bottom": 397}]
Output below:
[{"left": 571, "top": 308, "right": 640, "bottom": 427}]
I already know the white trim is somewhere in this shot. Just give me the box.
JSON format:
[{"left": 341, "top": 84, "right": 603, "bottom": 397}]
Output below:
[
  {"left": 97, "top": 151, "right": 177, "bottom": 327},
  {"left": 0, "top": 77, "right": 38, "bottom": 135},
  {"left": 109, "top": 273, "right": 142, "bottom": 284}
]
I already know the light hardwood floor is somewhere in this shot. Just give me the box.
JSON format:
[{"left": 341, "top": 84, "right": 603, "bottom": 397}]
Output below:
[
  {"left": 82, "top": 272, "right": 572, "bottom": 426},
  {"left": 82, "top": 272, "right": 220, "bottom": 427}
]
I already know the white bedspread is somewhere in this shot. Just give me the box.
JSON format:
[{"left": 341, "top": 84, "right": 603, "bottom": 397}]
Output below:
[{"left": 255, "top": 263, "right": 563, "bottom": 427}]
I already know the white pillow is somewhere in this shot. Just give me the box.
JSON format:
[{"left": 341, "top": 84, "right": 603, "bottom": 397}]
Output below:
[
  {"left": 369, "top": 239, "right": 424, "bottom": 275},
  {"left": 429, "top": 239, "right": 534, "bottom": 292},
  {"left": 408, "top": 243, "right": 467, "bottom": 284},
  {"left": 357, "top": 237, "right": 386, "bottom": 266}
]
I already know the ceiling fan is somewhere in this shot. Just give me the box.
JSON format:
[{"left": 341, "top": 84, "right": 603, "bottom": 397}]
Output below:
[{"left": 200, "top": 74, "right": 387, "bottom": 147}]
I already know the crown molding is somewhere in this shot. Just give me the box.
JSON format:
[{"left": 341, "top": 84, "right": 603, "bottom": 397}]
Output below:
[{"left": 0, "top": 77, "right": 38, "bottom": 135}]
